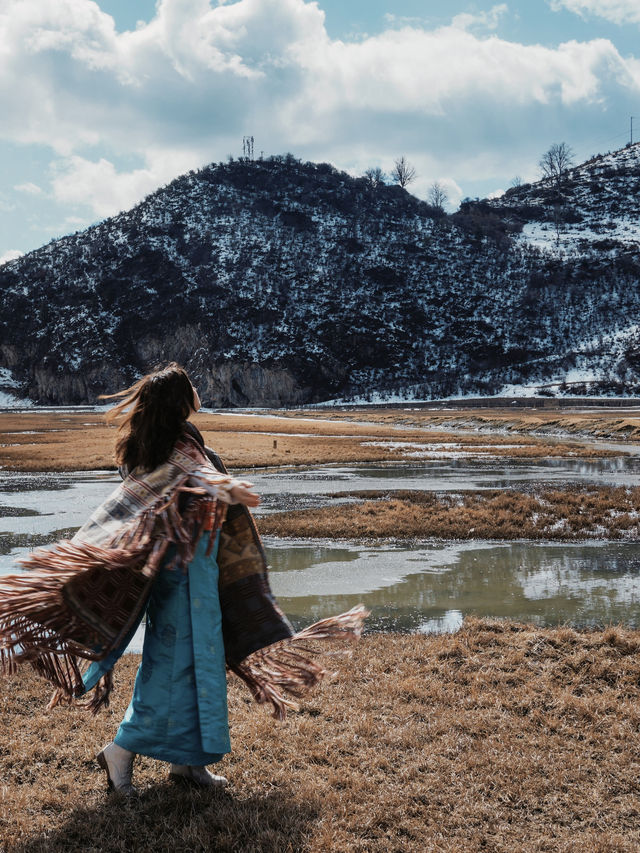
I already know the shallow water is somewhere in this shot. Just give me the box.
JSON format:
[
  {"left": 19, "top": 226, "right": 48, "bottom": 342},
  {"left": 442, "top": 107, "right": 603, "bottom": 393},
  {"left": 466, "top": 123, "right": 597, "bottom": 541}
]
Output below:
[
  {"left": 248, "top": 455, "right": 640, "bottom": 500},
  {"left": 2, "top": 459, "right": 640, "bottom": 646},
  {"left": 0, "top": 470, "right": 118, "bottom": 537},
  {"left": 267, "top": 538, "right": 640, "bottom": 633}
]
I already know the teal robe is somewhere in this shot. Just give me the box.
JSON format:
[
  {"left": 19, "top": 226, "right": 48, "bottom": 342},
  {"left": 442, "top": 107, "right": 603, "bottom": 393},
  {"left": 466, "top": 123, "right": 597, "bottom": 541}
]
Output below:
[{"left": 83, "top": 532, "right": 230, "bottom": 765}]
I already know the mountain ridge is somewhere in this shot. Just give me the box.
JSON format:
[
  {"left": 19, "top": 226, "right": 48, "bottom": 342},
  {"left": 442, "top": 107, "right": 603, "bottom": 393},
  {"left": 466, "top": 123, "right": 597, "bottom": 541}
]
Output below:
[{"left": 1, "top": 149, "right": 639, "bottom": 405}]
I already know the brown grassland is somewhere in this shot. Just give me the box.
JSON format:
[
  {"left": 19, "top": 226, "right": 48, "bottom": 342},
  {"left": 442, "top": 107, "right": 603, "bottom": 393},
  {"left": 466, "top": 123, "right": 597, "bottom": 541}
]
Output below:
[
  {"left": 258, "top": 485, "right": 640, "bottom": 541},
  {"left": 279, "top": 405, "right": 640, "bottom": 443},
  {"left": 2, "top": 620, "right": 640, "bottom": 853},
  {"left": 0, "top": 409, "right": 620, "bottom": 472}
]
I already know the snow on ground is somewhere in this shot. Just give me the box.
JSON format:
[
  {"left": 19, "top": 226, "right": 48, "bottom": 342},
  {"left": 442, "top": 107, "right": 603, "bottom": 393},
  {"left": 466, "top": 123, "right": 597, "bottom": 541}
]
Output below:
[
  {"left": 520, "top": 220, "right": 640, "bottom": 255},
  {"left": 0, "top": 250, "right": 23, "bottom": 266},
  {"left": 0, "top": 391, "right": 34, "bottom": 408},
  {"left": 0, "top": 368, "right": 21, "bottom": 389},
  {"left": 361, "top": 440, "right": 526, "bottom": 459},
  {"left": 0, "top": 368, "right": 34, "bottom": 408}
]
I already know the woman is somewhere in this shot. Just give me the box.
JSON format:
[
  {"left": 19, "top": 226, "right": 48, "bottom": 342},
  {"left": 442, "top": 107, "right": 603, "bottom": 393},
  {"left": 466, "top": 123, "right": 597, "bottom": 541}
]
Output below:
[
  {"left": 0, "top": 364, "right": 366, "bottom": 796},
  {"left": 92, "top": 363, "right": 259, "bottom": 794}
]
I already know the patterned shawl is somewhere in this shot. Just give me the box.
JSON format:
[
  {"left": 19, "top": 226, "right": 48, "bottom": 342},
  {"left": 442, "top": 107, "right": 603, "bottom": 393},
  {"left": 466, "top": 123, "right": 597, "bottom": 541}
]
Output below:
[{"left": 0, "top": 430, "right": 366, "bottom": 719}]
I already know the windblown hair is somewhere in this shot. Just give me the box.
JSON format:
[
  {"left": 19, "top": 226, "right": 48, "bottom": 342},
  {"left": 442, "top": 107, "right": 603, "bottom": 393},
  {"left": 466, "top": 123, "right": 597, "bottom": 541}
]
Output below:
[{"left": 102, "top": 363, "right": 197, "bottom": 472}]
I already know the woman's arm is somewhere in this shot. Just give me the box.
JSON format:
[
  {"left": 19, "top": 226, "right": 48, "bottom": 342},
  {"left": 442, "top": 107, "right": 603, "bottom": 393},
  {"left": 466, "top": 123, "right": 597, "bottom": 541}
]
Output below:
[
  {"left": 228, "top": 481, "right": 260, "bottom": 507},
  {"left": 194, "top": 445, "right": 260, "bottom": 508}
]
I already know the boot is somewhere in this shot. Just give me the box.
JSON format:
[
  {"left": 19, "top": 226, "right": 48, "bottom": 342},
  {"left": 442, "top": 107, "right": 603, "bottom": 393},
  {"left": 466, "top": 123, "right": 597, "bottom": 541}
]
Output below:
[
  {"left": 96, "top": 742, "right": 137, "bottom": 796},
  {"left": 169, "top": 764, "right": 227, "bottom": 788}
]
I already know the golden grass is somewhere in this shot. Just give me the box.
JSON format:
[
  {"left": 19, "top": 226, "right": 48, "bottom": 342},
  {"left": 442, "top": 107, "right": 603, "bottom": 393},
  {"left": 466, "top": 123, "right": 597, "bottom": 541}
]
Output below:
[
  {"left": 2, "top": 621, "right": 640, "bottom": 852},
  {"left": 258, "top": 485, "right": 640, "bottom": 541},
  {"left": 0, "top": 411, "right": 620, "bottom": 472},
  {"left": 281, "top": 405, "right": 640, "bottom": 443}
]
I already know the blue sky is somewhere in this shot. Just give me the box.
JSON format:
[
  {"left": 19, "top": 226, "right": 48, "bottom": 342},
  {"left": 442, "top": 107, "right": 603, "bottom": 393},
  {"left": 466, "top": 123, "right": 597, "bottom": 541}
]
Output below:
[{"left": 1, "top": 0, "right": 639, "bottom": 262}]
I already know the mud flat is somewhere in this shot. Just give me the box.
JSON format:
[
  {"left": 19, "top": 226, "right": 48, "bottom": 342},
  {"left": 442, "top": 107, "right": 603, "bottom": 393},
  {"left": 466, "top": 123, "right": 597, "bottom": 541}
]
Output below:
[{"left": 284, "top": 403, "right": 640, "bottom": 443}]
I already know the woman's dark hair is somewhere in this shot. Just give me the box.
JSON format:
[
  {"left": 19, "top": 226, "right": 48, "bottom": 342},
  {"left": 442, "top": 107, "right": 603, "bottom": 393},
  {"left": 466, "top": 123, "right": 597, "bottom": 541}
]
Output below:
[{"left": 102, "top": 363, "right": 198, "bottom": 472}]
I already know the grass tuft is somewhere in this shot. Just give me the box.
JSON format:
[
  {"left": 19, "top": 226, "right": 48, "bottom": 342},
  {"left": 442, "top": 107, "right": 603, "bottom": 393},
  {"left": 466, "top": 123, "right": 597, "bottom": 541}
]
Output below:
[{"left": 258, "top": 486, "right": 640, "bottom": 541}]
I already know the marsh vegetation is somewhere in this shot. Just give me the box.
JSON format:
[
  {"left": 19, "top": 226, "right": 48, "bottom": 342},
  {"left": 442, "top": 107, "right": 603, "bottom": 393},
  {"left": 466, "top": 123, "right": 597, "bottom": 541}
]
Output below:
[{"left": 2, "top": 405, "right": 640, "bottom": 851}]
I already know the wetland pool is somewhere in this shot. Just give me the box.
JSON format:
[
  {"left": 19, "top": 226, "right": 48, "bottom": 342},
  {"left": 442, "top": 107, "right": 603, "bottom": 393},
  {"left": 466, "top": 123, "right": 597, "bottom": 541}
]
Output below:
[{"left": 2, "top": 458, "right": 640, "bottom": 649}]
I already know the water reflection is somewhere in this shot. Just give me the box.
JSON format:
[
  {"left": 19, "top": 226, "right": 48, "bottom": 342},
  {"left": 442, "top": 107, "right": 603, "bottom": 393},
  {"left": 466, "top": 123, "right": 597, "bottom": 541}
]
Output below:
[
  {"left": 2, "top": 466, "right": 640, "bottom": 641},
  {"left": 267, "top": 539, "right": 640, "bottom": 633},
  {"left": 249, "top": 455, "right": 640, "bottom": 498}
]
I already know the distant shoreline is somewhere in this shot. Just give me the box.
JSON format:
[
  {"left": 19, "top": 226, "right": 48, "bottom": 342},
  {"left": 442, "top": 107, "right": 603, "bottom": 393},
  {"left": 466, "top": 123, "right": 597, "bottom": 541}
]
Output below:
[{"left": 0, "top": 406, "right": 634, "bottom": 472}]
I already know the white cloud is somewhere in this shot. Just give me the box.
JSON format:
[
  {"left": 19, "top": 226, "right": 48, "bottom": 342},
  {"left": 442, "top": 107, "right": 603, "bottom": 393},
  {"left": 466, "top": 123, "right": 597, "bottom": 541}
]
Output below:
[
  {"left": 385, "top": 4, "right": 508, "bottom": 33},
  {"left": 14, "top": 182, "right": 43, "bottom": 195},
  {"left": 451, "top": 4, "right": 509, "bottom": 32},
  {"left": 0, "top": 0, "right": 639, "bottom": 220},
  {"left": 549, "top": 0, "right": 640, "bottom": 25},
  {"left": 50, "top": 156, "right": 168, "bottom": 218},
  {"left": 438, "top": 177, "right": 464, "bottom": 210},
  {"left": 384, "top": 14, "right": 429, "bottom": 28},
  {"left": 416, "top": 176, "right": 463, "bottom": 210},
  {"left": 0, "top": 249, "right": 23, "bottom": 265},
  {"left": 294, "top": 31, "right": 622, "bottom": 127}
]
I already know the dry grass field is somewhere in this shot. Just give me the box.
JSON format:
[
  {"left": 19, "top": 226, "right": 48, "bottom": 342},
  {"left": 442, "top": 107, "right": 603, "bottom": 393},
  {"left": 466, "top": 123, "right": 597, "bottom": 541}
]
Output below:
[
  {"left": 259, "top": 485, "right": 640, "bottom": 541},
  {"left": 1, "top": 620, "right": 640, "bottom": 853},
  {"left": 281, "top": 405, "right": 640, "bottom": 444},
  {"left": 0, "top": 409, "right": 621, "bottom": 472}
]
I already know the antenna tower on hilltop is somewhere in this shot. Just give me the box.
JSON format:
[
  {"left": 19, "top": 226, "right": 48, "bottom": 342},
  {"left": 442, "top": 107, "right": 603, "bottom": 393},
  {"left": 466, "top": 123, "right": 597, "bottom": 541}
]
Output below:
[
  {"left": 242, "top": 135, "right": 255, "bottom": 160},
  {"left": 631, "top": 117, "right": 635, "bottom": 146}
]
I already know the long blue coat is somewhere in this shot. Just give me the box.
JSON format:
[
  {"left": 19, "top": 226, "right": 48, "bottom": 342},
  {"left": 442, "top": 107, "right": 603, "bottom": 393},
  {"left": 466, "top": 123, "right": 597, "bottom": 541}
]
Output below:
[{"left": 83, "top": 532, "right": 230, "bottom": 765}]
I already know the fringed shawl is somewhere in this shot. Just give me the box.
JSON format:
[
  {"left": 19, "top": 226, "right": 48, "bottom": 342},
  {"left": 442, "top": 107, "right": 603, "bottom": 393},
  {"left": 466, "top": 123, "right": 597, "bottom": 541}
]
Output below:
[{"left": 0, "top": 431, "right": 366, "bottom": 719}]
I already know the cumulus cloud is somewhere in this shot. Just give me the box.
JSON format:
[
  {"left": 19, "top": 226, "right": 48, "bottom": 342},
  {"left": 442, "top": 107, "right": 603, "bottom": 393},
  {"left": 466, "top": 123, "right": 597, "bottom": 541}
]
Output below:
[
  {"left": 295, "top": 30, "right": 622, "bottom": 122},
  {"left": 0, "top": 249, "right": 23, "bottom": 265},
  {"left": 549, "top": 1, "right": 640, "bottom": 25},
  {"left": 1, "top": 0, "right": 639, "bottom": 221},
  {"left": 50, "top": 156, "right": 173, "bottom": 218},
  {"left": 438, "top": 177, "right": 464, "bottom": 209}
]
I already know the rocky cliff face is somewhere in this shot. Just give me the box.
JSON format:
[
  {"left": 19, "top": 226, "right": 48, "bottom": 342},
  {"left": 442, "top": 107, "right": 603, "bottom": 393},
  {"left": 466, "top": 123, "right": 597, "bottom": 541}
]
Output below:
[{"left": 1, "top": 150, "right": 639, "bottom": 405}]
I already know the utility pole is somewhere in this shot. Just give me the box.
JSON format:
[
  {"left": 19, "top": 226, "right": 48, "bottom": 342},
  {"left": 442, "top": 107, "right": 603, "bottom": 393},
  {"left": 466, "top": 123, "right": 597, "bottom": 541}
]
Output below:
[
  {"left": 242, "top": 136, "right": 254, "bottom": 160},
  {"left": 631, "top": 117, "right": 635, "bottom": 146}
]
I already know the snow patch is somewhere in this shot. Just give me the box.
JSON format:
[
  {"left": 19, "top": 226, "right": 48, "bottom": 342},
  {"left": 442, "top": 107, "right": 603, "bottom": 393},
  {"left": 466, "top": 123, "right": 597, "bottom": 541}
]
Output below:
[{"left": 0, "top": 368, "right": 33, "bottom": 407}]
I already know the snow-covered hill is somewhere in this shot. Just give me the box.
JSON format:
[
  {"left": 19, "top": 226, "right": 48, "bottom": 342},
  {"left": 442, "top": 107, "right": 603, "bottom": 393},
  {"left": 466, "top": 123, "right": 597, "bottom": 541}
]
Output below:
[
  {"left": 485, "top": 142, "right": 640, "bottom": 256},
  {"left": 1, "top": 151, "right": 639, "bottom": 405}
]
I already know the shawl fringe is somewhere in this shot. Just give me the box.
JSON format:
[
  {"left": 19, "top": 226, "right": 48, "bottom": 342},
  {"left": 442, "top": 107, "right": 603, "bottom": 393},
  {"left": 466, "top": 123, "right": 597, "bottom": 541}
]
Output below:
[
  {"left": 0, "top": 432, "right": 368, "bottom": 719},
  {"left": 0, "top": 484, "right": 222, "bottom": 705},
  {"left": 230, "top": 605, "right": 368, "bottom": 720},
  {"left": 46, "top": 671, "right": 113, "bottom": 714}
]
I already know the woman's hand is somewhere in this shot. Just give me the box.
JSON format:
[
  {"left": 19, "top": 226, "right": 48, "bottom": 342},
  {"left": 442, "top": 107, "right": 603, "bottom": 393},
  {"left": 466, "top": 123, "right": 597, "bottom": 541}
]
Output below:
[{"left": 229, "top": 481, "right": 260, "bottom": 507}]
